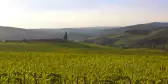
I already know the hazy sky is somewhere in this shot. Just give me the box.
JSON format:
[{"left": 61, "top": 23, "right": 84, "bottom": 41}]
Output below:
[{"left": 0, "top": 0, "right": 167, "bottom": 28}]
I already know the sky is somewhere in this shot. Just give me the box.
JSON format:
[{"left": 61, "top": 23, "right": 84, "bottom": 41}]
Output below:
[{"left": 0, "top": 0, "right": 167, "bottom": 29}]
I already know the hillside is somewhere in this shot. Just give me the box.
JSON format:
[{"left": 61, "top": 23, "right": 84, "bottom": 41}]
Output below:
[
  {"left": 0, "top": 26, "right": 121, "bottom": 41},
  {"left": 0, "top": 41, "right": 114, "bottom": 52},
  {"left": 31, "top": 27, "right": 118, "bottom": 41},
  {"left": 1, "top": 22, "right": 168, "bottom": 49},
  {"left": 0, "top": 26, "right": 61, "bottom": 41},
  {"left": 85, "top": 22, "right": 168, "bottom": 49},
  {"left": 0, "top": 26, "right": 114, "bottom": 41}
]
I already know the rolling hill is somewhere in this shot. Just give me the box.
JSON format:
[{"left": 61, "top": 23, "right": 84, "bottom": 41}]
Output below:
[
  {"left": 31, "top": 27, "right": 118, "bottom": 41},
  {"left": 0, "top": 26, "right": 60, "bottom": 41},
  {"left": 85, "top": 22, "right": 168, "bottom": 49},
  {"left": 1, "top": 22, "right": 168, "bottom": 49},
  {"left": 0, "top": 26, "right": 118, "bottom": 41}
]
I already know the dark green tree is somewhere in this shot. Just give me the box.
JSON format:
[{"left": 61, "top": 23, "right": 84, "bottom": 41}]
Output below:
[
  {"left": 22, "top": 38, "right": 27, "bottom": 43},
  {"left": 63, "top": 32, "right": 68, "bottom": 41}
]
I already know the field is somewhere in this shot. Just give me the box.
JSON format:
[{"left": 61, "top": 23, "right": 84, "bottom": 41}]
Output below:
[{"left": 0, "top": 41, "right": 168, "bottom": 84}]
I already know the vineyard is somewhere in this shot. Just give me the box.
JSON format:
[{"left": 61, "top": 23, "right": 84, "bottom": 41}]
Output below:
[{"left": 0, "top": 42, "right": 168, "bottom": 84}]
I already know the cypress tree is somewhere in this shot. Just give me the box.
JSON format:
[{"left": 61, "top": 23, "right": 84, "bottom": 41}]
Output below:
[{"left": 64, "top": 32, "right": 68, "bottom": 41}]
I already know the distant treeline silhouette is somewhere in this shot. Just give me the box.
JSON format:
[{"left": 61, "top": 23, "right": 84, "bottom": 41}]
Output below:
[
  {"left": 1, "top": 32, "right": 69, "bottom": 42},
  {"left": 1, "top": 38, "right": 64, "bottom": 42}
]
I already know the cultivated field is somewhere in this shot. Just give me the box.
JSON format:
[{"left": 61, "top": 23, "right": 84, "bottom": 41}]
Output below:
[{"left": 0, "top": 42, "right": 167, "bottom": 84}]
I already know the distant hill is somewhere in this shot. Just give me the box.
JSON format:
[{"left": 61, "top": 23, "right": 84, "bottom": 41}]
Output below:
[
  {"left": 0, "top": 26, "right": 59, "bottom": 41},
  {"left": 1, "top": 22, "right": 168, "bottom": 48},
  {"left": 0, "top": 26, "right": 117, "bottom": 41},
  {"left": 149, "top": 22, "right": 168, "bottom": 27},
  {"left": 85, "top": 22, "right": 168, "bottom": 49},
  {"left": 31, "top": 27, "right": 118, "bottom": 41}
]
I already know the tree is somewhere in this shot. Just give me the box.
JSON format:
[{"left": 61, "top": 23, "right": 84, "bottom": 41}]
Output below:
[
  {"left": 63, "top": 32, "right": 68, "bottom": 41},
  {"left": 22, "top": 38, "right": 27, "bottom": 43}
]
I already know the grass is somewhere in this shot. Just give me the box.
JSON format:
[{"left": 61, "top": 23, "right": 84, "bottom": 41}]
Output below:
[{"left": 0, "top": 41, "right": 168, "bottom": 83}]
